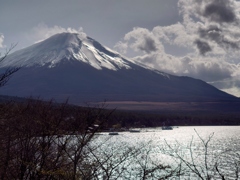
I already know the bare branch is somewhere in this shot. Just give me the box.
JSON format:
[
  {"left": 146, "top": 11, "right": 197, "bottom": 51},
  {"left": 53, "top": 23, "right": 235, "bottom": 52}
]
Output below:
[{"left": 0, "top": 44, "right": 20, "bottom": 87}]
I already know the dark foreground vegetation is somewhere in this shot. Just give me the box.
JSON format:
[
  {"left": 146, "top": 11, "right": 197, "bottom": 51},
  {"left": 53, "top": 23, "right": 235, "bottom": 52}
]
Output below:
[
  {"left": 0, "top": 99, "right": 111, "bottom": 179},
  {"left": 0, "top": 99, "right": 239, "bottom": 179},
  {"left": 0, "top": 48, "right": 239, "bottom": 179}
]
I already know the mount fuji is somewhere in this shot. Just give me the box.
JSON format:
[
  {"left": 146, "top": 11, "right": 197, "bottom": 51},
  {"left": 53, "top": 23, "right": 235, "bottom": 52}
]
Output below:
[{"left": 0, "top": 32, "right": 238, "bottom": 106}]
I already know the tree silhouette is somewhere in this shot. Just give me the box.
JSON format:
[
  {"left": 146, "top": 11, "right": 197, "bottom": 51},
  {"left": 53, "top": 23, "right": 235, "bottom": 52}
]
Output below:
[{"left": 0, "top": 45, "right": 19, "bottom": 87}]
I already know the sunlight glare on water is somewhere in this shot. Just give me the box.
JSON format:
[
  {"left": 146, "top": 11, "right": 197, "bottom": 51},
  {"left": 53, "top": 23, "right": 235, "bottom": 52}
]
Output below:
[{"left": 93, "top": 126, "right": 240, "bottom": 179}]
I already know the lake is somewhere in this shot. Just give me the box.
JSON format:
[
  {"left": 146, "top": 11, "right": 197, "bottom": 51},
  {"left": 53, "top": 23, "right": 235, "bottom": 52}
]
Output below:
[{"left": 92, "top": 126, "right": 240, "bottom": 179}]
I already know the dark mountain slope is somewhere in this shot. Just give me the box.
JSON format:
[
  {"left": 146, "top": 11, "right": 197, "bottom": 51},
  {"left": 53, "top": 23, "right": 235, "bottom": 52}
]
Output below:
[{"left": 0, "top": 32, "right": 238, "bottom": 104}]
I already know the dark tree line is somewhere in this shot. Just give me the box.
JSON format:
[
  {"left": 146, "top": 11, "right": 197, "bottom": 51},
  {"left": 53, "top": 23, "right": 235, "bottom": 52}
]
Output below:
[{"left": 109, "top": 110, "right": 240, "bottom": 128}]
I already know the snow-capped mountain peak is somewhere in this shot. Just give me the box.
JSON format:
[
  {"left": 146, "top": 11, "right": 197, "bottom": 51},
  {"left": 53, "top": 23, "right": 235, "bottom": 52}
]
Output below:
[
  {"left": 2, "top": 32, "right": 132, "bottom": 70},
  {"left": 0, "top": 32, "right": 238, "bottom": 105}
]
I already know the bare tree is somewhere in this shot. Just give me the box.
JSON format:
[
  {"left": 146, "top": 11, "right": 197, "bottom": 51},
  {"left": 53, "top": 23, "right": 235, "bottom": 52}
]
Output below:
[
  {"left": 0, "top": 99, "right": 115, "bottom": 179},
  {"left": 0, "top": 99, "right": 184, "bottom": 180},
  {"left": 0, "top": 44, "right": 19, "bottom": 87},
  {"left": 81, "top": 137, "right": 182, "bottom": 180},
  {"left": 162, "top": 129, "right": 240, "bottom": 180}
]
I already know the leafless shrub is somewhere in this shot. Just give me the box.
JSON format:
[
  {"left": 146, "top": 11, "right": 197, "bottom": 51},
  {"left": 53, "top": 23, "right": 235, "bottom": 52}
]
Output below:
[{"left": 162, "top": 129, "right": 240, "bottom": 180}]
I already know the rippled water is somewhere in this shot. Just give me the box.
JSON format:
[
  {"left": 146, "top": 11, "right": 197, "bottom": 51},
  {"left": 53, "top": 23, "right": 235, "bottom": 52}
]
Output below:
[{"left": 93, "top": 126, "right": 240, "bottom": 179}]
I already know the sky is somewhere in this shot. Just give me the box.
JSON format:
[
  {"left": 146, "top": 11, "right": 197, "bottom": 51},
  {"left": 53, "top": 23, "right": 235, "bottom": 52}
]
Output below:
[{"left": 1, "top": 0, "right": 240, "bottom": 97}]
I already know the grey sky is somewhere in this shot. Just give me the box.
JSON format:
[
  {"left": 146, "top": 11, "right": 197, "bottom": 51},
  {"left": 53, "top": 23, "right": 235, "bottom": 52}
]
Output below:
[
  {"left": 0, "top": 0, "right": 179, "bottom": 51},
  {"left": 1, "top": 0, "right": 240, "bottom": 97}
]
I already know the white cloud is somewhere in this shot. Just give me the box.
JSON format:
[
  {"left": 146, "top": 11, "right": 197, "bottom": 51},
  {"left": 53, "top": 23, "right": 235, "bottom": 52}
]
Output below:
[
  {"left": 115, "top": 0, "right": 240, "bottom": 97},
  {"left": 27, "top": 23, "right": 87, "bottom": 43},
  {"left": 178, "top": 0, "right": 240, "bottom": 55},
  {"left": 210, "top": 71, "right": 240, "bottom": 97},
  {"left": 123, "top": 27, "right": 164, "bottom": 54},
  {"left": 133, "top": 53, "right": 236, "bottom": 82},
  {"left": 0, "top": 34, "right": 5, "bottom": 48},
  {"left": 114, "top": 41, "right": 128, "bottom": 54},
  {"left": 221, "top": 87, "right": 240, "bottom": 97}
]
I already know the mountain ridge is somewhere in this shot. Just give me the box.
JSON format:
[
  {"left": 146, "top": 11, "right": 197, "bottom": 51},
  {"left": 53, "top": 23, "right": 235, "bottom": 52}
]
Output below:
[
  {"left": 1, "top": 33, "right": 135, "bottom": 70},
  {"left": 0, "top": 32, "right": 238, "bottom": 105}
]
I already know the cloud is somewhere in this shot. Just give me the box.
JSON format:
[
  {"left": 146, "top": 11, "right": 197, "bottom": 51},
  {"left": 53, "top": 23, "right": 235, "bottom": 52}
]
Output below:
[
  {"left": 178, "top": 0, "right": 237, "bottom": 24},
  {"left": 194, "top": 39, "right": 212, "bottom": 55},
  {"left": 133, "top": 53, "right": 235, "bottom": 82},
  {"left": 209, "top": 71, "right": 240, "bottom": 97},
  {"left": 0, "top": 34, "right": 5, "bottom": 48},
  {"left": 115, "top": 0, "right": 240, "bottom": 96},
  {"left": 114, "top": 41, "right": 128, "bottom": 54},
  {"left": 178, "top": 0, "right": 240, "bottom": 54},
  {"left": 203, "top": 0, "right": 236, "bottom": 23},
  {"left": 182, "top": 58, "right": 235, "bottom": 82},
  {"left": 116, "top": 27, "right": 164, "bottom": 54},
  {"left": 198, "top": 25, "right": 239, "bottom": 50},
  {"left": 27, "top": 23, "right": 87, "bottom": 43}
]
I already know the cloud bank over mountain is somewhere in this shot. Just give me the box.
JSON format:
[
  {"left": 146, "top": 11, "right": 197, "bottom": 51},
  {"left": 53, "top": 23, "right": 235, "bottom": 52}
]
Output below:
[
  {"left": 26, "top": 23, "right": 87, "bottom": 44},
  {"left": 115, "top": 0, "right": 240, "bottom": 97}
]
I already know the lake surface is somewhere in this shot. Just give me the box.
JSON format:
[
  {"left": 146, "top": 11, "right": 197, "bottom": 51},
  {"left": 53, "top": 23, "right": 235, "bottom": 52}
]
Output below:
[{"left": 93, "top": 126, "right": 240, "bottom": 179}]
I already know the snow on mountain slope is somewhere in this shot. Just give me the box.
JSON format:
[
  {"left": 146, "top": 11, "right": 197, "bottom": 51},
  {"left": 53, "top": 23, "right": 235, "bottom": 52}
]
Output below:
[
  {"left": 0, "top": 32, "right": 238, "bottom": 104},
  {"left": 1, "top": 33, "right": 132, "bottom": 70}
]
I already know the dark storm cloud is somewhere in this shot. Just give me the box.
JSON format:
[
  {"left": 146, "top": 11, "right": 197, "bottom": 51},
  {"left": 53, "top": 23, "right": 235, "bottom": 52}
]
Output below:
[
  {"left": 198, "top": 25, "right": 222, "bottom": 40},
  {"left": 198, "top": 25, "right": 239, "bottom": 50},
  {"left": 194, "top": 39, "right": 212, "bottom": 55},
  {"left": 118, "top": 27, "right": 163, "bottom": 55},
  {"left": 203, "top": 0, "right": 236, "bottom": 23},
  {"left": 221, "top": 38, "right": 239, "bottom": 49},
  {"left": 189, "top": 0, "right": 240, "bottom": 54},
  {"left": 138, "top": 37, "right": 158, "bottom": 53}
]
